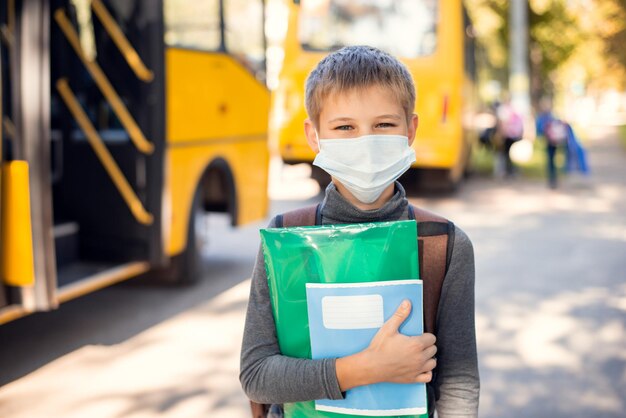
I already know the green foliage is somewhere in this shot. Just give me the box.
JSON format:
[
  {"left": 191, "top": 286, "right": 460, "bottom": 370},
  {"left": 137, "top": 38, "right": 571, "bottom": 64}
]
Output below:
[
  {"left": 466, "top": 0, "right": 508, "bottom": 80},
  {"left": 470, "top": 143, "right": 495, "bottom": 175},
  {"left": 528, "top": 1, "right": 580, "bottom": 74},
  {"left": 470, "top": 141, "right": 554, "bottom": 180},
  {"left": 619, "top": 125, "right": 626, "bottom": 150},
  {"left": 466, "top": 0, "right": 626, "bottom": 99},
  {"left": 597, "top": 0, "right": 626, "bottom": 85},
  {"left": 518, "top": 140, "right": 551, "bottom": 179}
]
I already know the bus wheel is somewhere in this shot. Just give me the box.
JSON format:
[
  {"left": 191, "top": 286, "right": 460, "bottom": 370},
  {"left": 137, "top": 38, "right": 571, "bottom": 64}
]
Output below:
[
  {"left": 311, "top": 164, "right": 331, "bottom": 190},
  {"left": 155, "top": 187, "right": 205, "bottom": 285},
  {"left": 417, "top": 169, "right": 462, "bottom": 193}
]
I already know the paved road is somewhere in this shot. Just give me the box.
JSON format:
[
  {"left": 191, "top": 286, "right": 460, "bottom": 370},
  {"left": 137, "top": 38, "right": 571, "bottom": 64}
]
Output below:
[
  {"left": 0, "top": 127, "right": 625, "bottom": 418},
  {"left": 413, "top": 127, "right": 626, "bottom": 417}
]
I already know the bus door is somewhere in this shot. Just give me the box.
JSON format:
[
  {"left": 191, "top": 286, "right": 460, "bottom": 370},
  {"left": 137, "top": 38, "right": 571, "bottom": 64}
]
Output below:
[
  {"left": 49, "top": 0, "right": 165, "bottom": 293},
  {"left": 0, "top": 3, "right": 7, "bottom": 311},
  {"left": 0, "top": 0, "right": 56, "bottom": 317}
]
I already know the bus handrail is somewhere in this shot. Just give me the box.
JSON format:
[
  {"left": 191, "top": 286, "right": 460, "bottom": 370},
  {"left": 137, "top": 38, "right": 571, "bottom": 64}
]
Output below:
[
  {"left": 54, "top": 8, "right": 155, "bottom": 155},
  {"left": 8, "top": 0, "right": 14, "bottom": 33},
  {"left": 90, "top": 0, "right": 154, "bottom": 82},
  {"left": 56, "top": 78, "right": 154, "bottom": 226},
  {"left": 0, "top": 0, "right": 15, "bottom": 61}
]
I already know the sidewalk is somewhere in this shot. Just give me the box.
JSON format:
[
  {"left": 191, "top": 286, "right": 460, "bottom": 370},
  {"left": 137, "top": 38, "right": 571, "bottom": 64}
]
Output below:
[
  {"left": 1, "top": 127, "right": 624, "bottom": 418},
  {"left": 0, "top": 279, "right": 254, "bottom": 418},
  {"left": 411, "top": 126, "right": 626, "bottom": 418}
]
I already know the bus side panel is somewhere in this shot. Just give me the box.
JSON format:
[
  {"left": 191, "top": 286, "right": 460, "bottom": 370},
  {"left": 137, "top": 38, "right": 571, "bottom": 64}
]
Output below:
[
  {"left": 274, "top": 62, "right": 318, "bottom": 164},
  {"left": 274, "top": 0, "right": 314, "bottom": 163},
  {"left": 276, "top": 0, "right": 470, "bottom": 173},
  {"left": 411, "top": 0, "right": 466, "bottom": 173},
  {"left": 166, "top": 49, "right": 269, "bottom": 141},
  {"left": 165, "top": 49, "right": 269, "bottom": 257}
]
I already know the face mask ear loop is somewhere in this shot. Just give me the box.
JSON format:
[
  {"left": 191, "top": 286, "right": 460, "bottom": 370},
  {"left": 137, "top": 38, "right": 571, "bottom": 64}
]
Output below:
[{"left": 315, "top": 130, "right": 322, "bottom": 151}]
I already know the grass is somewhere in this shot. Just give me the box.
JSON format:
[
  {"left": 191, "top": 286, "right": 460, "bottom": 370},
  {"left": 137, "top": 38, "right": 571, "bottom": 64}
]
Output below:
[
  {"left": 619, "top": 125, "right": 626, "bottom": 150},
  {"left": 518, "top": 141, "right": 552, "bottom": 179},
  {"left": 469, "top": 144, "right": 494, "bottom": 175},
  {"left": 470, "top": 140, "right": 562, "bottom": 180}
]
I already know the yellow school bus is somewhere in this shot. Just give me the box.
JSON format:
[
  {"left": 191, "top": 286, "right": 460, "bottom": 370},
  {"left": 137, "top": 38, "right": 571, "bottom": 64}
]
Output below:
[
  {"left": 274, "top": 0, "right": 477, "bottom": 189},
  {"left": 0, "top": 0, "right": 269, "bottom": 325}
]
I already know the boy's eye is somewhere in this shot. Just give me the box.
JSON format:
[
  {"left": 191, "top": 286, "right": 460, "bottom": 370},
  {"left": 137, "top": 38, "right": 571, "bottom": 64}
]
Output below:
[
  {"left": 376, "top": 122, "right": 396, "bottom": 128},
  {"left": 334, "top": 125, "right": 353, "bottom": 131}
]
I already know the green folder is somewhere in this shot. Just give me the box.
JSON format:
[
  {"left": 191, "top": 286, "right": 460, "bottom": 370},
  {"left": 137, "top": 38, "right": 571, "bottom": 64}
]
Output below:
[{"left": 260, "top": 220, "right": 427, "bottom": 418}]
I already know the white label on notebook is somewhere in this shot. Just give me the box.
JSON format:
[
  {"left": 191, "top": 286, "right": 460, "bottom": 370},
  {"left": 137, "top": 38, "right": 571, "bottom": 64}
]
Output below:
[{"left": 321, "top": 295, "right": 384, "bottom": 330}]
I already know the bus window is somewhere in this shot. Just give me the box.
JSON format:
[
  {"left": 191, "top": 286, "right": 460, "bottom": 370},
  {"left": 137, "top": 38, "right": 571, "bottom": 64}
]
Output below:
[
  {"left": 298, "top": 0, "right": 438, "bottom": 58},
  {"left": 224, "top": 0, "right": 266, "bottom": 83},
  {"left": 164, "top": 0, "right": 221, "bottom": 51},
  {"left": 52, "top": 0, "right": 142, "bottom": 142}
]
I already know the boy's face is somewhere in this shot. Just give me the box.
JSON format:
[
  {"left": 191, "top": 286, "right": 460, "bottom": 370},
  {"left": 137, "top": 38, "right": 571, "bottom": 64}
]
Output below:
[
  {"left": 303, "top": 85, "right": 418, "bottom": 208},
  {"left": 304, "top": 85, "right": 418, "bottom": 152}
]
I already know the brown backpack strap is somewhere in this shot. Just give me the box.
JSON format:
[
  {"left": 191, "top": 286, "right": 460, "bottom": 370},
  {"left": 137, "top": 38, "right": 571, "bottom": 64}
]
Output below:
[
  {"left": 275, "top": 203, "right": 453, "bottom": 334},
  {"left": 250, "top": 204, "right": 452, "bottom": 417},
  {"left": 249, "top": 401, "right": 269, "bottom": 418},
  {"left": 409, "top": 205, "right": 455, "bottom": 336},
  {"left": 275, "top": 204, "right": 321, "bottom": 227},
  {"left": 250, "top": 204, "right": 320, "bottom": 417}
]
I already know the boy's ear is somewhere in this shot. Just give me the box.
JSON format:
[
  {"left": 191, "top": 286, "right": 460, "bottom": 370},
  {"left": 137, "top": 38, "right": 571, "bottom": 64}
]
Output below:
[
  {"left": 304, "top": 119, "right": 320, "bottom": 153},
  {"left": 408, "top": 114, "right": 419, "bottom": 146}
]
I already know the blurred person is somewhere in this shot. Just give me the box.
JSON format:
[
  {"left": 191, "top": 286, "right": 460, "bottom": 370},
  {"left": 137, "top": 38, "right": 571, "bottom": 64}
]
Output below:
[
  {"left": 477, "top": 102, "right": 499, "bottom": 150},
  {"left": 240, "top": 46, "right": 479, "bottom": 418},
  {"left": 536, "top": 98, "right": 569, "bottom": 189},
  {"left": 495, "top": 98, "right": 524, "bottom": 178}
]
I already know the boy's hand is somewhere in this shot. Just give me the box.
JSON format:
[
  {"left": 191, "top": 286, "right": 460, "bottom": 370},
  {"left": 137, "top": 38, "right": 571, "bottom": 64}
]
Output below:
[
  {"left": 364, "top": 300, "right": 437, "bottom": 384},
  {"left": 335, "top": 300, "right": 437, "bottom": 391}
]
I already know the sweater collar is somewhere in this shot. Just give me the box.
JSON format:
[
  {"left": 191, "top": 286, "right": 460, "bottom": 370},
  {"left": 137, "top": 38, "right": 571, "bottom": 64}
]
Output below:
[{"left": 320, "top": 181, "right": 409, "bottom": 225}]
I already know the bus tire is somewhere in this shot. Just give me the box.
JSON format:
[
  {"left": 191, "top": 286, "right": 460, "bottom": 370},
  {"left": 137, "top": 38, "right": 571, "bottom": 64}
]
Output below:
[
  {"left": 416, "top": 168, "right": 462, "bottom": 193},
  {"left": 311, "top": 164, "right": 331, "bottom": 190},
  {"left": 154, "top": 187, "right": 204, "bottom": 285},
  {"left": 441, "top": 169, "right": 462, "bottom": 193}
]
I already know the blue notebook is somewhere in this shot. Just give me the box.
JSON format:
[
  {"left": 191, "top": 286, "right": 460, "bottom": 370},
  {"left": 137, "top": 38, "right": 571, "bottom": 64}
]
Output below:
[{"left": 306, "top": 280, "right": 427, "bottom": 416}]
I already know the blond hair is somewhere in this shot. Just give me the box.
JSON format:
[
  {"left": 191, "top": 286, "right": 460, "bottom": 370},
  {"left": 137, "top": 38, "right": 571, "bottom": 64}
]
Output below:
[{"left": 305, "top": 46, "right": 416, "bottom": 127}]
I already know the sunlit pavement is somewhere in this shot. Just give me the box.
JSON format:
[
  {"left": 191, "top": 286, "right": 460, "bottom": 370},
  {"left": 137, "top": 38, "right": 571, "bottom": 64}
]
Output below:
[
  {"left": 413, "top": 126, "right": 626, "bottom": 418},
  {"left": 0, "top": 281, "right": 253, "bottom": 418},
  {"left": 1, "top": 127, "right": 625, "bottom": 418}
]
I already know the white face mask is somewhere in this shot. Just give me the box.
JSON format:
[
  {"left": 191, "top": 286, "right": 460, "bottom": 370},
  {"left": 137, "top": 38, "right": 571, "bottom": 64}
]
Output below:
[{"left": 312, "top": 134, "right": 416, "bottom": 204}]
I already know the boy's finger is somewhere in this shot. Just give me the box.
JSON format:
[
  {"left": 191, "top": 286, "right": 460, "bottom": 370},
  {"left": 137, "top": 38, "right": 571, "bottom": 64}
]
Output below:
[
  {"left": 414, "top": 371, "right": 433, "bottom": 383},
  {"left": 408, "top": 333, "right": 436, "bottom": 350},
  {"left": 381, "top": 300, "right": 411, "bottom": 333},
  {"left": 420, "top": 357, "right": 437, "bottom": 373},
  {"left": 417, "top": 333, "right": 437, "bottom": 347},
  {"left": 422, "top": 344, "right": 437, "bottom": 360}
]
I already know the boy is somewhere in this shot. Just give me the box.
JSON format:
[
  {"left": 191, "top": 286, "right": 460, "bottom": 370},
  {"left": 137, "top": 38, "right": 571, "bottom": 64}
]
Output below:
[{"left": 240, "top": 46, "right": 479, "bottom": 417}]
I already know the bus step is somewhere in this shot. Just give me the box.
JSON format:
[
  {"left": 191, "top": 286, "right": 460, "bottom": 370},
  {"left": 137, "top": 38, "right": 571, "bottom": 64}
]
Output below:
[
  {"left": 54, "top": 222, "right": 80, "bottom": 268},
  {"left": 56, "top": 260, "right": 149, "bottom": 296}
]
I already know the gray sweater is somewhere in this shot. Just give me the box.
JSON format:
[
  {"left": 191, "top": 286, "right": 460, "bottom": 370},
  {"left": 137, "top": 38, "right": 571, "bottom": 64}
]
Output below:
[{"left": 240, "top": 183, "right": 479, "bottom": 417}]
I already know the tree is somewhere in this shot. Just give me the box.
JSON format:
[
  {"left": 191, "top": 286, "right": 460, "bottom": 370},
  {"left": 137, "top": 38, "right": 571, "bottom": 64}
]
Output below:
[
  {"left": 528, "top": 0, "right": 581, "bottom": 101},
  {"left": 466, "top": 0, "right": 626, "bottom": 107},
  {"left": 467, "top": 0, "right": 581, "bottom": 105},
  {"left": 606, "top": 3, "right": 626, "bottom": 71}
]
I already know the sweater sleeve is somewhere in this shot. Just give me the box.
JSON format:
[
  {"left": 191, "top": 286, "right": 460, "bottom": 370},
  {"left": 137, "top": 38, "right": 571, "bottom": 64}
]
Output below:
[
  {"left": 239, "top": 218, "right": 345, "bottom": 404},
  {"left": 434, "top": 226, "right": 480, "bottom": 417}
]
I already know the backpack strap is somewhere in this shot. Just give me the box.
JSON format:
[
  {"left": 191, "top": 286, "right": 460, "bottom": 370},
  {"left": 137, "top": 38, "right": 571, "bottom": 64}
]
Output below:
[
  {"left": 249, "top": 402, "right": 269, "bottom": 418},
  {"left": 250, "top": 203, "right": 453, "bottom": 418},
  {"left": 275, "top": 203, "right": 454, "bottom": 335},
  {"left": 250, "top": 204, "right": 321, "bottom": 417},
  {"left": 274, "top": 204, "right": 321, "bottom": 227},
  {"left": 408, "top": 204, "right": 455, "bottom": 335}
]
